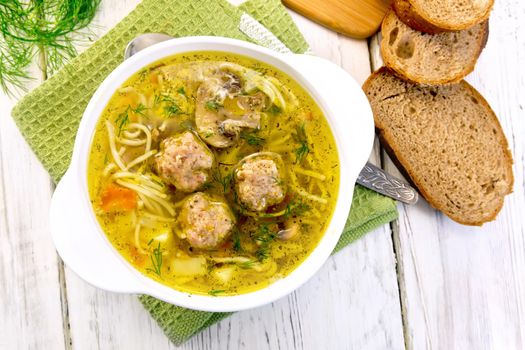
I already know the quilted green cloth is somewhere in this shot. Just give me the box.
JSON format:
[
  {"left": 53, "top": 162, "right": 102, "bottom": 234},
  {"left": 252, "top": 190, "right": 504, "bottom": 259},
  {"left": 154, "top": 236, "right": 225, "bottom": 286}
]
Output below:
[{"left": 11, "top": 0, "right": 398, "bottom": 345}]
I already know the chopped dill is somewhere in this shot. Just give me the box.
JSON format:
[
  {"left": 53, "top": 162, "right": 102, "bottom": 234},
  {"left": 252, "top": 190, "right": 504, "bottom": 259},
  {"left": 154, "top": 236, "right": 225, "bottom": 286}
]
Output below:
[
  {"left": 162, "top": 96, "right": 183, "bottom": 117},
  {"left": 232, "top": 229, "right": 243, "bottom": 253},
  {"left": 293, "top": 123, "right": 310, "bottom": 163},
  {"left": 237, "top": 260, "right": 255, "bottom": 269},
  {"left": 252, "top": 224, "right": 276, "bottom": 261},
  {"left": 115, "top": 106, "right": 130, "bottom": 136},
  {"left": 131, "top": 103, "right": 147, "bottom": 116},
  {"left": 240, "top": 129, "right": 265, "bottom": 146},
  {"left": 153, "top": 92, "right": 161, "bottom": 107},
  {"left": 212, "top": 170, "right": 233, "bottom": 193},
  {"left": 177, "top": 87, "right": 186, "bottom": 95},
  {"left": 147, "top": 238, "right": 154, "bottom": 246},
  {"left": 146, "top": 243, "right": 163, "bottom": 277},
  {"left": 205, "top": 100, "right": 222, "bottom": 111},
  {"left": 284, "top": 200, "right": 310, "bottom": 219},
  {"left": 268, "top": 104, "right": 281, "bottom": 116},
  {"left": 208, "top": 289, "right": 226, "bottom": 296}
]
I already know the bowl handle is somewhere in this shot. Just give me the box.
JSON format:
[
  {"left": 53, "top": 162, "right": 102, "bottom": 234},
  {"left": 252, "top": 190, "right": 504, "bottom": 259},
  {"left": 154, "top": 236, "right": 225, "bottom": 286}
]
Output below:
[
  {"left": 281, "top": 53, "right": 375, "bottom": 175},
  {"left": 50, "top": 170, "right": 145, "bottom": 293}
]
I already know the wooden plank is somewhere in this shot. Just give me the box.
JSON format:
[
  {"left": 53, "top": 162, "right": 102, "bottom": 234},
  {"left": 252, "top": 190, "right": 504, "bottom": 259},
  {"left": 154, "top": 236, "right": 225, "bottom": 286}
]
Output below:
[
  {"left": 61, "top": 3, "right": 405, "bottom": 349},
  {"left": 282, "top": 0, "right": 391, "bottom": 39},
  {"left": 369, "top": 0, "right": 525, "bottom": 348},
  {"left": 0, "top": 93, "right": 65, "bottom": 346}
]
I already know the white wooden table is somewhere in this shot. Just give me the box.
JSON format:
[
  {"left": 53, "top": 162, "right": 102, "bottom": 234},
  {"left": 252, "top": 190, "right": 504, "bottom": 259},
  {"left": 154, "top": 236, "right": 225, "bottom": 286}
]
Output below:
[{"left": 1, "top": 1, "right": 524, "bottom": 349}]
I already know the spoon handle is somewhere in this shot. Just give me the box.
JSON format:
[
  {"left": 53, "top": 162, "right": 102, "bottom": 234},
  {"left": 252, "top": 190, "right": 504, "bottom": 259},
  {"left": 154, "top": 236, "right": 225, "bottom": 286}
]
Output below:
[{"left": 357, "top": 162, "right": 419, "bottom": 205}]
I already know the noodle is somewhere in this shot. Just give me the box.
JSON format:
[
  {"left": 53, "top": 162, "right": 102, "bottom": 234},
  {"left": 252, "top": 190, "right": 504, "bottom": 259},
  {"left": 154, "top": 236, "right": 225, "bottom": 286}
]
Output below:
[
  {"left": 125, "top": 149, "right": 157, "bottom": 170},
  {"left": 292, "top": 186, "right": 328, "bottom": 204},
  {"left": 105, "top": 120, "right": 126, "bottom": 170},
  {"left": 293, "top": 167, "right": 326, "bottom": 181},
  {"left": 134, "top": 223, "right": 146, "bottom": 254}
]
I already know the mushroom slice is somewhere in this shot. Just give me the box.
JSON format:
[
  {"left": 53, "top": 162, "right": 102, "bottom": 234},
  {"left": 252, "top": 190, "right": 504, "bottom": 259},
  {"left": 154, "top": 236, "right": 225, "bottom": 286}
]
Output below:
[{"left": 195, "top": 69, "right": 269, "bottom": 148}]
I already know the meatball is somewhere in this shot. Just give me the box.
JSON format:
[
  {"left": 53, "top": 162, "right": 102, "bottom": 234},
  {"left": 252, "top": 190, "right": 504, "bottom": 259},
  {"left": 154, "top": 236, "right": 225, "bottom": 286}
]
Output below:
[
  {"left": 234, "top": 152, "right": 286, "bottom": 212},
  {"left": 178, "top": 192, "right": 235, "bottom": 249},
  {"left": 154, "top": 131, "right": 213, "bottom": 192}
]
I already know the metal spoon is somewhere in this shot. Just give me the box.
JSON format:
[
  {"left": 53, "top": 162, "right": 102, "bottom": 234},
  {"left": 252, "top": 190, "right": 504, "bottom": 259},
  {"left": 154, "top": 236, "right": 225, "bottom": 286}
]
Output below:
[{"left": 123, "top": 33, "right": 418, "bottom": 205}]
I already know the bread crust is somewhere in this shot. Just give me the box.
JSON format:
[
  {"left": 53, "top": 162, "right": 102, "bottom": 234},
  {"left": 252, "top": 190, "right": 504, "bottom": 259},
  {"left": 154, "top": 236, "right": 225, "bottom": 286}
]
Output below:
[
  {"left": 393, "top": 0, "right": 494, "bottom": 33},
  {"left": 362, "top": 67, "right": 514, "bottom": 226},
  {"left": 380, "top": 10, "right": 489, "bottom": 85}
]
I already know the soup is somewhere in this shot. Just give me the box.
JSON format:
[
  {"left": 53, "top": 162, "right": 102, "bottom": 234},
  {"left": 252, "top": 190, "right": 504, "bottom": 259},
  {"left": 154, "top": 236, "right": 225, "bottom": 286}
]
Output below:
[{"left": 87, "top": 52, "right": 339, "bottom": 296}]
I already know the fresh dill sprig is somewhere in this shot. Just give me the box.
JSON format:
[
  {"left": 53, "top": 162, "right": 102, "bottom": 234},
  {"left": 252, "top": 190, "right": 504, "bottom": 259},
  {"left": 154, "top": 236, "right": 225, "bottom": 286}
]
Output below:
[
  {"left": 212, "top": 170, "right": 233, "bottom": 193},
  {"left": 132, "top": 103, "right": 147, "bottom": 116},
  {"left": 115, "top": 106, "right": 130, "bottom": 136},
  {"left": 205, "top": 100, "right": 222, "bottom": 111},
  {"left": 284, "top": 200, "right": 310, "bottom": 220},
  {"left": 162, "top": 95, "right": 183, "bottom": 117},
  {"left": 240, "top": 129, "right": 265, "bottom": 146},
  {"left": 232, "top": 229, "right": 243, "bottom": 253},
  {"left": 146, "top": 243, "right": 163, "bottom": 277},
  {"left": 293, "top": 123, "right": 310, "bottom": 163},
  {"left": 252, "top": 224, "right": 276, "bottom": 261},
  {"left": 208, "top": 289, "right": 226, "bottom": 296},
  {"left": 0, "top": 0, "right": 101, "bottom": 94}
]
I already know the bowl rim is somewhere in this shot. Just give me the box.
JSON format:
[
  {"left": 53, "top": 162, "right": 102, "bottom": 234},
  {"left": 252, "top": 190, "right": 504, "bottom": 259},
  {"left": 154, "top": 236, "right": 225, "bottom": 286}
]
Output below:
[{"left": 51, "top": 36, "right": 374, "bottom": 312}]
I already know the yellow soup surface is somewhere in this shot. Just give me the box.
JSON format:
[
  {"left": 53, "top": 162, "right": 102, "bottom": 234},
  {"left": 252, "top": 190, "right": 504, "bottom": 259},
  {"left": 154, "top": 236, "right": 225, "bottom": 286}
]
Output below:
[{"left": 87, "top": 52, "right": 339, "bottom": 296}]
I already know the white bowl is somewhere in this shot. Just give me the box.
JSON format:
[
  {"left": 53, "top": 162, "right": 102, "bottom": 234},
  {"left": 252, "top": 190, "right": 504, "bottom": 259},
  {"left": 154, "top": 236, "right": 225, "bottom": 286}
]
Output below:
[{"left": 49, "top": 36, "right": 374, "bottom": 312}]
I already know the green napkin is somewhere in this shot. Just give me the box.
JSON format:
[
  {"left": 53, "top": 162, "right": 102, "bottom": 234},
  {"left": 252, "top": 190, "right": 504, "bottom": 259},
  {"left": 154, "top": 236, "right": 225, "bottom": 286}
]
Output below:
[{"left": 11, "top": 0, "right": 398, "bottom": 345}]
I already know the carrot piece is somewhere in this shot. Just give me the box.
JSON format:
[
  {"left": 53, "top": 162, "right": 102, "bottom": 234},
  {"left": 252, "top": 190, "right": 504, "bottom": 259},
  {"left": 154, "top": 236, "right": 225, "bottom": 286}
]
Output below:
[{"left": 100, "top": 183, "right": 137, "bottom": 212}]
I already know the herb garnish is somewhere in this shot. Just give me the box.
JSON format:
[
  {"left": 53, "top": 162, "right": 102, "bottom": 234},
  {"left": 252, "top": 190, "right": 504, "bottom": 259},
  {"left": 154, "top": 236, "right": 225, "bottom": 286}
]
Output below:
[
  {"left": 252, "top": 224, "right": 276, "bottom": 261},
  {"left": 232, "top": 229, "right": 243, "bottom": 253},
  {"left": 0, "top": 0, "right": 101, "bottom": 94},
  {"left": 177, "top": 87, "right": 186, "bottom": 96},
  {"left": 146, "top": 243, "right": 163, "bottom": 277},
  {"left": 240, "top": 129, "right": 265, "bottom": 146},
  {"left": 208, "top": 289, "right": 226, "bottom": 296},
  {"left": 114, "top": 104, "right": 147, "bottom": 135},
  {"left": 212, "top": 170, "right": 233, "bottom": 193},
  {"left": 205, "top": 100, "right": 222, "bottom": 111},
  {"left": 284, "top": 200, "right": 310, "bottom": 219},
  {"left": 293, "top": 123, "right": 310, "bottom": 163},
  {"left": 268, "top": 104, "right": 281, "bottom": 116},
  {"left": 115, "top": 107, "right": 130, "bottom": 136},
  {"left": 162, "top": 96, "right": 183, "bottom": 117}
]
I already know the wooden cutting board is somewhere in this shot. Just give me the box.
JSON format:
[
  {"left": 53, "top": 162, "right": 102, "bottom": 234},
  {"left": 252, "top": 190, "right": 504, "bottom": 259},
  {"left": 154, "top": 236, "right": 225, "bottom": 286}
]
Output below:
[{"left": 283, "top": 0, "right": 392, "bottom": 39}]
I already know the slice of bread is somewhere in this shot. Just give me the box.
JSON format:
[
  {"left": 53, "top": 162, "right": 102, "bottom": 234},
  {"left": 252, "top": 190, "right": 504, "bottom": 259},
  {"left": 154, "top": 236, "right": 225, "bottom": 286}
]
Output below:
[
  {"left": 393, "top": 0, "right": 494, "bottom": 33},
  {"left": 381, "top": 10, "right": 489, "bottom": 85},
  {"left": 363, "top": 68, "right": 513, "bottom": 226}
]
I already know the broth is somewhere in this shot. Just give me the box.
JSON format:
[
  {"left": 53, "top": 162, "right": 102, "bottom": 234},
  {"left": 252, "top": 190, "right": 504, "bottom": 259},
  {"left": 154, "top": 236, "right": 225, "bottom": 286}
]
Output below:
[{"left": 87, "top": 52, "right": 339, "bottom": 296}]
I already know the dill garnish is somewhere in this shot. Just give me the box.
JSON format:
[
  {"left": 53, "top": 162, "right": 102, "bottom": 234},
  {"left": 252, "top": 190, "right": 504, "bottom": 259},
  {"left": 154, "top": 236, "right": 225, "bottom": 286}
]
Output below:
[
  {"left": 268, "top": 104, "right": 281, "bottom": 116},
  {"left": 0, "top": 0, "right": 101, "bottom": 94},
  {"left": 162, "top": 95, "right": 183, "bottom": 117},
  {"left": 240, "top": 129, "right": 265, "bottom": 146},
  {"left": 293, "top": 123, "right": 310, "bottom": 163},
  {"left": 212, "top": 170, "right": 233, "bottom": 193},
  {"left": 115, "top": 107, "right": 130, "bottom": 136},
  {"left": 146, "top": 243, "right": 163, "bottom": 277},
  {"left": 205, "top": 100, "right": 222, "bottom": 111},
  {"left": 284, "top": 200, "right": 310, "bottom": 219},
  {"left": 252, "top": 224, "right": 276, "bottom": 261},
  {"left": 177, "top": 87, "right": 186, "bottom": 96},
  {"left": 232, "top": 229, "right": 243, "bottom": 253},
  {"left": 208, "top": 289, "right": 226, "bottom": 296},
  {"left": 132, "top": 103, "right": 147, "bottom": 116}
]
